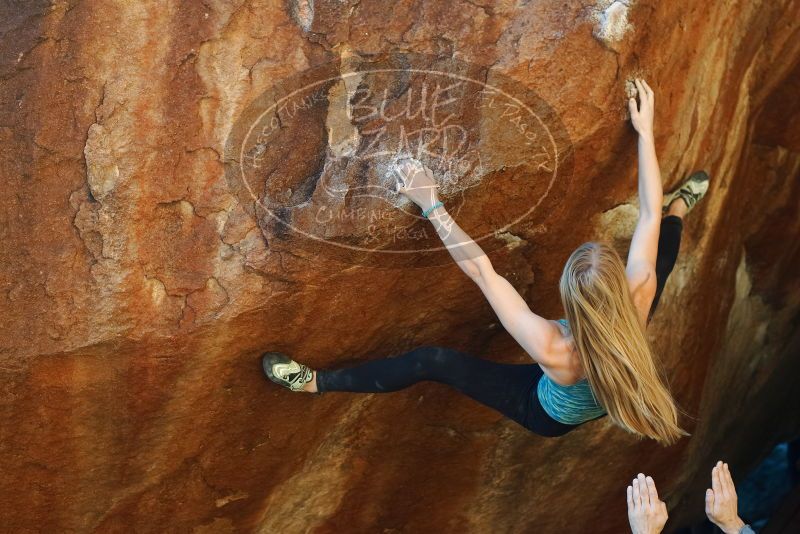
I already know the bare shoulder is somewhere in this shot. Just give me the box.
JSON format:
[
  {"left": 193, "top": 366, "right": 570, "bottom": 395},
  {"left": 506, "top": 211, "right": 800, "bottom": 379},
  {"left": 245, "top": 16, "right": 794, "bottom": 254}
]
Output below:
[
  {"left": 540, "top": 319, "right": 583, "bottom": 382},
  {"left": 627, "top": 266, "right": 657, "bottom": 325},
  {"left": 517, "top": 319, "right": 566, "bottom": 367}
]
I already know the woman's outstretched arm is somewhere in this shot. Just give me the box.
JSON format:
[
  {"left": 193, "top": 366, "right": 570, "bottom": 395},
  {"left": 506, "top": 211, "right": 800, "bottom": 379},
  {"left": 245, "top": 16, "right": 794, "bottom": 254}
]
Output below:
[
  {"left": 626, "top": 78, "right": 663, "bottom": 320},
  {"left": 394, "top": 160, "right": 559, "bottom": 365},
  {"left": 630, "top": 78, "right": 664, "bottom": 220}
]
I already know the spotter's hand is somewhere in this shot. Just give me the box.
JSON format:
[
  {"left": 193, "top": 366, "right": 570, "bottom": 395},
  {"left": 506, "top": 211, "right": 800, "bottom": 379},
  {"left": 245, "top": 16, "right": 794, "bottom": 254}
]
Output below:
[
  {"left": 627, "top": 473, "right": 668, "bottom": 534},
  {"left": 706, "top": 461, "right": 746, "bottom": 534}
]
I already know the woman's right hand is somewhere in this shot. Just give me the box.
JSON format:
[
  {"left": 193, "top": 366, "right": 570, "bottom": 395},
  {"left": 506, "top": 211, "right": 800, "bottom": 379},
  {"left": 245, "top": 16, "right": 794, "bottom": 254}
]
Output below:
[
  {"left": 394, "top": 159, "right": 440, "bottom": 212},
  {"left": 629, "top": 78, "right": 655, "bottom": 140}
]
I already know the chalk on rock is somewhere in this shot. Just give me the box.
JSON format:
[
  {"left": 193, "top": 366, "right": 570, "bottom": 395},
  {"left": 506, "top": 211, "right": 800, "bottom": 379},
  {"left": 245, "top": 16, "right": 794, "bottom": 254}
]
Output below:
[{"left": 592, "top": 0, "right": 634, "bottom": 46}]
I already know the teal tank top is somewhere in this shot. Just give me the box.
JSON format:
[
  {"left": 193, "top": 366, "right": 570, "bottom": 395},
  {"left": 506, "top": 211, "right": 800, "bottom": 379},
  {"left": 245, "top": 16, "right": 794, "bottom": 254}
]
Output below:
[{"left": 536, "top": 318, "right": 607, "bottom": 425}]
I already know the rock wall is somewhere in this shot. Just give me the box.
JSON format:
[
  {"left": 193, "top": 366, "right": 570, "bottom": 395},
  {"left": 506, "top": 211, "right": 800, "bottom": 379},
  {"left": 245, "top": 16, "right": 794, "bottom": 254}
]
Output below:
[{"left": 1, "top": 0, "right": 799, "bottom": 532}]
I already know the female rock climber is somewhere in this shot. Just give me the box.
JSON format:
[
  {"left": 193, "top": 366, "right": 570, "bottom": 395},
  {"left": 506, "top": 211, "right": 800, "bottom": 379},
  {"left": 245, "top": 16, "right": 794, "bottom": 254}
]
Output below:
[{"left": 261, "top": 78, "right": 709, "bottom": 445}]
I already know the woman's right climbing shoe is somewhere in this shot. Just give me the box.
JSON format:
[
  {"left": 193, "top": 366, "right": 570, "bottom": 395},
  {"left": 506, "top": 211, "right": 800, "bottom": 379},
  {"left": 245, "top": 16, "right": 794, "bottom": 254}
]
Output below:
[
  {"left": 261, "top": 352, "right": 314, "bottom": 392},
  {"left": 663, "top": 170, "right": 710, "bottom": 214}
]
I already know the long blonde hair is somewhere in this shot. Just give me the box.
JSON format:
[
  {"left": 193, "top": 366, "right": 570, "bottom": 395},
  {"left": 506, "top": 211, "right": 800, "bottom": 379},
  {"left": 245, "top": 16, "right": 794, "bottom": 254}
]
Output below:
[{"left": 559, "top": 241, "right": 687, "bottom": 446}]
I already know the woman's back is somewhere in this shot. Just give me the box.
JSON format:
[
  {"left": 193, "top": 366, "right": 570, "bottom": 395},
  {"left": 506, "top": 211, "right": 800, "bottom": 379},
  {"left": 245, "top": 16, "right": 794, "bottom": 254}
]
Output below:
[{"left": 537, "top": 319, "right": 607, "bottom": 425}]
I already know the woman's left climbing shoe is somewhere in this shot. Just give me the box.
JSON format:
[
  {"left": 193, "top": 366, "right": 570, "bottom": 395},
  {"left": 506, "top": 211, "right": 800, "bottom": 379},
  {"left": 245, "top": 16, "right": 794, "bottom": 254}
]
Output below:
[
  {"left": 261, "top": 352, "right": 314, "bottom": 392},
  {"left": 663, "top": 170, "right": 710, "bottom": 214}
]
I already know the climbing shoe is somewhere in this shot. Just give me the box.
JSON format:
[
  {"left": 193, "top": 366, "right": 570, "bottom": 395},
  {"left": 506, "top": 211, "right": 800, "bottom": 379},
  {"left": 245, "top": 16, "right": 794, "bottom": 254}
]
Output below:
[
  {"left": 261, "top": 352, "right": 314, "bottom": 392},
  {"left": 663, "top": 170, "right": 710, "bottom": 214}
]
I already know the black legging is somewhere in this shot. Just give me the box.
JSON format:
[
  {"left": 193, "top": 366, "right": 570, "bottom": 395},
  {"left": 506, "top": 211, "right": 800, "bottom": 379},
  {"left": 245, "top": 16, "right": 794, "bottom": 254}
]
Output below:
[
  {"left": 649, "top": 215, "right": 682, "bottom": 321},
  {"left": 316, "top": 215, "right": 683, "bottom": 437}
]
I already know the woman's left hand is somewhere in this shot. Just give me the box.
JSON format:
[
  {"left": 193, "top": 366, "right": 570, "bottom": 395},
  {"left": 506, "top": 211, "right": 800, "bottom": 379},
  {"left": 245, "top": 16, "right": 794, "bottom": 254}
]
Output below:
[
  {"left": 394, "top": 159, "right": 440, "bottom": 212},
  {"left": 629, "top": 78, "right": 655, "bottom": 140}
]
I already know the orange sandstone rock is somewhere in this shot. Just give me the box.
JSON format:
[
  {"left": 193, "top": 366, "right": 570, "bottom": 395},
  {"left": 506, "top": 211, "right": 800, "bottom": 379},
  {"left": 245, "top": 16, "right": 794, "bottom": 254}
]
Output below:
[{"left": 0, "top": 0, "right": 798, "bottom": 532}]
